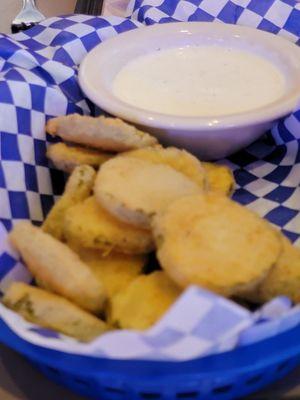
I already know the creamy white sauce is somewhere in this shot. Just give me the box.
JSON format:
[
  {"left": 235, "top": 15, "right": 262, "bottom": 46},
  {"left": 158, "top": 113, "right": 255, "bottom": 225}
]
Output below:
[{"left": 113, "top": 45, "right": 285, "bottom": 117}]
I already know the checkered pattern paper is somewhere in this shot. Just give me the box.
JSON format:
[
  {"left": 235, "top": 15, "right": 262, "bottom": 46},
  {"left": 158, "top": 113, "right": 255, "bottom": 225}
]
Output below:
[
  {"left": 0, "top": 0, "right": 300, "bottom": 360},
  {"left": 127, "top": 0, "right": 300, "bottom": 44}
]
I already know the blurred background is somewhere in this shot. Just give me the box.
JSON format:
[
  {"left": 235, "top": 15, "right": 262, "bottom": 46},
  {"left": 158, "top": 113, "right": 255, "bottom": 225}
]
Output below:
[
  {"left": 0, "top": 0, "right": 76, "bottom": 32},
  {"left": 0, "top": 0, "right": 129, "bottom": 33}
]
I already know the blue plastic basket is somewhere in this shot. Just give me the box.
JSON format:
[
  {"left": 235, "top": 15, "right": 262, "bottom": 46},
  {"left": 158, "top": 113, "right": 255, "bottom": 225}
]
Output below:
[
  {"left": 1, "top": 315, "right": 300, "bottom": 400},
  {"left": 0, "top": 1, "right": 300, "bottom": 398}
]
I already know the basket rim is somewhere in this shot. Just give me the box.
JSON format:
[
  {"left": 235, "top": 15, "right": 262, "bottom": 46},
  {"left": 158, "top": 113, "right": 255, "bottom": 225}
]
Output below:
[{"left": 1, "top": 316, "right": 300, "bottom": 379}]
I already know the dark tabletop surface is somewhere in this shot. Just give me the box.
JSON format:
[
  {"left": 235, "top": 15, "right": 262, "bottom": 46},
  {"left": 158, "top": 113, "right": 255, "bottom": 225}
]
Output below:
[{"left": 1, "top": 344, "right": 300, "bottom": 400}]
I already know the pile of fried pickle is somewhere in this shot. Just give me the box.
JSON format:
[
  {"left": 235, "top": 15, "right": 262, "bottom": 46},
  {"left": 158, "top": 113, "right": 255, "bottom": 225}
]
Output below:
[{"left": 4, "top": 114, "right": 300, "bottom": 342}]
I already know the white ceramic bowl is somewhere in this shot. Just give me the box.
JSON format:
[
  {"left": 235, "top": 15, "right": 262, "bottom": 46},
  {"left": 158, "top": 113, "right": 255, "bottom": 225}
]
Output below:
[{"left": 79, "top": 22, "right": 300, "bottom": 160}]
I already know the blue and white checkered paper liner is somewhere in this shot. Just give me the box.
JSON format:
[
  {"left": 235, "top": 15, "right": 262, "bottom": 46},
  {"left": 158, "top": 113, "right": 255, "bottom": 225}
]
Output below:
[{"left": 0, "top": 0, "right": 300, "bottom": 360}]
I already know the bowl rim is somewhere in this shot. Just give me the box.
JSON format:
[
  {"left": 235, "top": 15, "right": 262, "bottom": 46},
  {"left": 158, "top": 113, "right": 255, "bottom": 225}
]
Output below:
[{"left": 79, "top": 22, "right": 300, "bottom": 131}]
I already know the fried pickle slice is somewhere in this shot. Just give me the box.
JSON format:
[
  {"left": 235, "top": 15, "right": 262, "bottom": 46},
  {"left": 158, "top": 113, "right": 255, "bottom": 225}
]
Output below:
[
  {"left": 42, "top": 165, "right": 96, "bottom": 240},
  {"left": 109, "top": 271, "right": 181, "bottom": 330},
  {"left": 3, "top": 282, "right": 108, "bottom": 342},
  {"left": 46, "top": 114, "right": 158, "bottom": 152},
  {"left": 123, "top": 146, "right": 206, "bottom": 188},
  {"left": 153, "top": 193, "right": 282, "bottom": 297},
  {"left": 202, "top": 162, "right": 235, "bottom": 196},
  {"left": 47, "top": 142, "right": 113, "bottom": 173},
  {"left": 63, "top": 197, "right": 154, "bottom": 255},
  {"left": 71, "top": 245, "right": 146, "bottom": 298},
  {"left": 9, "top": 222, "right": 106, "bottom": 314},
  {"left": 95, "top": 156, "right": 202, "bottom": 229},
  {"left": 244, "top": 236, "right": 300, "bottom": 304}
]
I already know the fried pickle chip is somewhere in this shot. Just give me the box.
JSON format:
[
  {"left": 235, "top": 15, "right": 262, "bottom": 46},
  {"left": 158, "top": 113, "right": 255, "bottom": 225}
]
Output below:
[
  {"left": 46, "top": 114, "right": 158, "bottom": 152},
  {"left": 42, "top": 165, "right": 96, "bottom": 240},
  {"left": 202, "top": 162, "right": 235, "bottom": 196},
  {"left": 95, "top": 157, "right": 202, "bottom": 229},
  {"left": 64, "top": 197, "right": 154, "bottom": 255},
  {"left": 109, "top": 271, "right": 181, "bottom": 330},
  {"left": 47, "top": 142, "right": 113, "bottom": 173},
  {"left": 245, "top": 236, "right": 300, "bottom": 303},
  {"left": 3, "top": 283, "right": 108, "bottom": 342},
  {"left": 123, "top": 146, "right": 206, "bottom": 188},
  {"left": 9, "top": 222, "right": 106, "bottom": 314},
  {"left": 71, "top": 246, "right": 146, "bottom": 298},
  {"left": 153, "top": 193, "right": 281, "bottom": 297}
]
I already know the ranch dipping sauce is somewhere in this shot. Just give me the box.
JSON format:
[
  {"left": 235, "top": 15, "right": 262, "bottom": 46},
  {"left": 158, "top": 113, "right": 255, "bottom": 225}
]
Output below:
[{"left": 113, "top": 45, "right": 286, "bottom": 117}]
